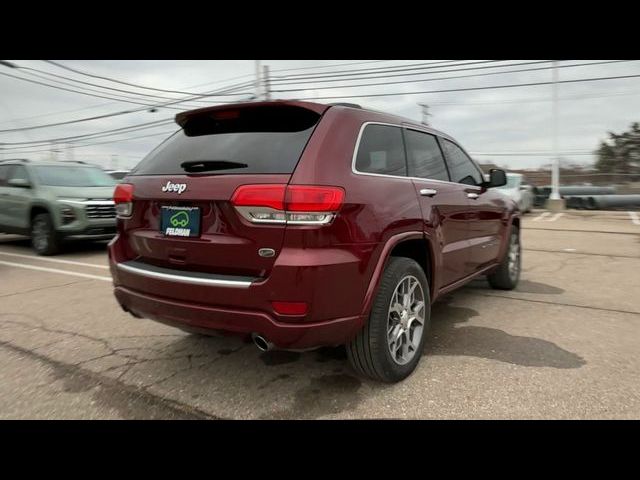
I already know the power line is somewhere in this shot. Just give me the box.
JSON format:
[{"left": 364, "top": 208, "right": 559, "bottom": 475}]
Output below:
[
  {"left": 0, "top": 69, "right": 184, "bottom": 108},
  {"left": 9, "top": 69, "right": 215, "bottom": 111},
  {"left": 44, "top": 60, "right": 250, "bottom": 97},
  {"left": 0, "top": 75, "right": 256, "bottom": 133},
  {"left": 0, "top": 118, "right": 174, "bottom": 147},
  {"left": 271, "top": 60, "right": 481, "bottom": 81},
  {"left": 269, "top": 60, "right": 550, "bottom": 86},
  {"left": 429, "top": 89, "right": 640, "bottom": 106},
  {"left": 0, "top": 69, "right": 261, "bottom": 126},
  {"left": 7, "top": 128, "right": 178, "bottom": 155},
  {"left": 472, "top": 152, "right": 595, "bottom": 156},
  {"left": 293, "top": 73, "right": 640, "bottom": 101},
  {"left": 269, "top": 60, "right": 394, "bottom": 73},
  {"left": 271, "top": 60, "right": 635, "bottom": 93}
]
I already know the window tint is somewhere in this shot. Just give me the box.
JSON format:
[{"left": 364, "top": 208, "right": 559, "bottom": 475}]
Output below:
[
  {"left": 0, "top": 165, "right": 10, "bottom": 186},
  {"left": 355, "top": 124, "right": 407, "bottom": 176},
  {"left": 442, "top": 139, "right": 483, "bottom": 186},
  {"left": 8, "top": 165, "right": 29, "bottom": 183},
  {"left": 134, "top": 106, "right": 321, "bottom": 176},
  {"left": 404, "top": 129, "right": 449, "bottom": 181},
  {"left": 133, "top": 128, "right": 316, "bottom": 176}
]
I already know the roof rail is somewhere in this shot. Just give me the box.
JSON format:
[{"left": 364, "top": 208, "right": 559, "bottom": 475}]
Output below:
[
  {"left": 328, "top": 102, "right": 362, "bottom": 109},
  {"left": 58, "top": 160, "right": 87, "bottom": 165},
  {"left": 0, "top": 158, "right": 29, "bottom": 163}
]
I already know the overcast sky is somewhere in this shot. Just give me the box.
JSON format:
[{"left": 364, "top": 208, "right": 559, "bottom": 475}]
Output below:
[{"left": 1, "top": 59, "right": 639, "bottom": 170}]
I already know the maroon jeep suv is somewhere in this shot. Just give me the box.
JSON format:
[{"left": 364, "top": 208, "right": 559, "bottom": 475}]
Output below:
[{"left": 108, "top": 100, "right": 520, "bottom": 383}]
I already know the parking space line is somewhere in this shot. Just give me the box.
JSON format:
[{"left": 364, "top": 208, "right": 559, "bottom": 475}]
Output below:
[
  {"left": 0, "top": 251, "right": 109, "bottom": 269},
  {"left": 532, "top": 212, "right": 551, "bottom": 221},
  {"left": 0, "top": 260, "right": 112, "bottom": 282},
  {"left": 629, "top": 211, "right": 640, "bottom": 225},
  {"left": 547, "top": 213, "right": 564, "bottom": 222}
]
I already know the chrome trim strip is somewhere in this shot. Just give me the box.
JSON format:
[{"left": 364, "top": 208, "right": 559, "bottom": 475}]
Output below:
[
  {"left": 116, "top": 262, "right": 253, "bottom": 288},
  {"left": 234, "top": 206, "right": 335, "bottom": 225}
]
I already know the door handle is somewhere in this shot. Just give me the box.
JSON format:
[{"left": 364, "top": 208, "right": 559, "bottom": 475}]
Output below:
[
  {"left": 420, "top": 188, "right": 437, "bottom": 197},
  {"left": 467, "top": 192, "right": 479, "bottom": 199}
]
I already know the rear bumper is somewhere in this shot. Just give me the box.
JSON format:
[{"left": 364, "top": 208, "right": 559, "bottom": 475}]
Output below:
[{"left": 114, "top": 286, "right": 363, "bottom": 349}]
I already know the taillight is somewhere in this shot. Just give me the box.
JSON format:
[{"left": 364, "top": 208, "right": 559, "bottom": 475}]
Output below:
[
  {"left": 231, "top": 184, "right": 344, "bottom": 225},
  {"left": 113, "top": 183, "right": 134, "bottom": 218}
]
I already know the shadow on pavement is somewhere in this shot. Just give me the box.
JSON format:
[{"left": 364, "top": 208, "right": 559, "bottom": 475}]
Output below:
[{"left": 424, "top": 298, "right": 585, "bottom": 369}]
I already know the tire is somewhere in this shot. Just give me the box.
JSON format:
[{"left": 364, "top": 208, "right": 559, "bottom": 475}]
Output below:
[
  {"left": 487, "top": 225, "right": 521, "bottom": 290},
  {"left": 347, "top": 257, "right": 431, "bottom": 383},
  {"left": 31, "top": 213, "right": 61, "bottom": 256}
]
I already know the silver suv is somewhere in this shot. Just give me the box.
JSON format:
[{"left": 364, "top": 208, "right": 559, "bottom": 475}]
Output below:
[{"left": 0, "top": 159, "right": 118, "bottom": 255}]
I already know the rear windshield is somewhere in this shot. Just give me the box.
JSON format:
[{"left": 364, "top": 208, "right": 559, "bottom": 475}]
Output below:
[{"left": 132, "top": 106, "right": 321, "bottom": 176}]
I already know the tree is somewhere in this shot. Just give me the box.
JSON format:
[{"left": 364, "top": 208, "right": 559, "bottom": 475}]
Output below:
[{"left": 595, "top": 122, "right": 640, "bottom": 173}]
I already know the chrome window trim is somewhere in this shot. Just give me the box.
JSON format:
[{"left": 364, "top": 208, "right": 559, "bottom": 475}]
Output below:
[
  {"left": 350, "top": 121, "right": 483, "bottom": 190},
  {"left": 116, "top": 262, "right": 253, "bottom": 288}
]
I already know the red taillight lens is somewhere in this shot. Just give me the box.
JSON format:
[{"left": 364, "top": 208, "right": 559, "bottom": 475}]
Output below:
[
  {"left": 231, "top": 184, "right": 344, "bottom": 225},
  {"left": 271, "top": 301, "right": 308, "bottom": 315},
  {"left": 285, "top": 186, "right": 345, "bottom": 212},
  {"left": 231, "top": 184, "right": 286, "bottom": 210},
  {"left": 113, "top": 183, "right": 134, "bottom": 204},
  {"left": 114, "top": 183, "right": 134, "bottom": 218}
]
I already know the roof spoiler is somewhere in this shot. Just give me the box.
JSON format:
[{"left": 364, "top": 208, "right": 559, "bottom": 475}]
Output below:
[{"left": 174, "top": 100, "right": 330, "bottom": 136}]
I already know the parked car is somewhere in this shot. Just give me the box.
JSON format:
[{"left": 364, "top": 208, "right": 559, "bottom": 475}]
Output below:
[
  {"left": 108, "top": 101, "right": 520, "bottom": 383},
  {"left": 496, "top": 173, "right": 534, "bottom": 213},
  {"left": 0, "top": 159, "right": 118, "bottom": 255}
]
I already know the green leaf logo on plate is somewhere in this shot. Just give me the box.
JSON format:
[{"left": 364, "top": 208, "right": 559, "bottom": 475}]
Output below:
[{"left": 170, "top": 211, "right": 190, "bottom": 228}]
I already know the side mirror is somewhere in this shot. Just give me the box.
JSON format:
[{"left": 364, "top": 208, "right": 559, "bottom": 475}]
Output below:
[
  {"left": 486, "top": 169, "right": 507, "bottom": 188},
  {"left": 8, "top": 178, "right": 31, "bottom": 188}
]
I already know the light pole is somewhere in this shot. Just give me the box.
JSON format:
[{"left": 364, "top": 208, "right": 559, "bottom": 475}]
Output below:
[
  {"left": 546, "top": 60, "right": 565, "bottom": 211},
  {"left": 254, "top": 60, "right": 262, "bottom": 101},
  {"left": 418, "top": 103, "right": 431, "bottom": 126}
]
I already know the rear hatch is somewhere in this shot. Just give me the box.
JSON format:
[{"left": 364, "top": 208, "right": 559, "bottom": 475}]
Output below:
[{"left": 118, "top": 102, "right": 328, "bottom": 278}]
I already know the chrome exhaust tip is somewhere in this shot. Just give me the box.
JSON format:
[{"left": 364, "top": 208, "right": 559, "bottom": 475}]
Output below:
[{"left": 252, "top": 333, "right": 274, "bottom": 352}]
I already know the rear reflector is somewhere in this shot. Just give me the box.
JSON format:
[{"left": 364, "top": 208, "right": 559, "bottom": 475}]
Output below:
[{"left": 271, "top": 301, "right": 308, "bottom": 315}]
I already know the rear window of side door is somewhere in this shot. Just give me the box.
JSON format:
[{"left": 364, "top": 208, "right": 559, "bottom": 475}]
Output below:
[{"left": 403, "top": 128, "right": 473, "bottom": 288}]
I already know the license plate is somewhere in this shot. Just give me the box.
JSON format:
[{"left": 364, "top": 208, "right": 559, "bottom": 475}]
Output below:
[{"left": 160, "top": 206, "right": 201, "bottom": 237}]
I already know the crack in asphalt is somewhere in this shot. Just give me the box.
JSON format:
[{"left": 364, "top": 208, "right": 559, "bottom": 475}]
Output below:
[
  {"left": 0, "top": 340, "right": 222, "bottom": 420},
  {"left": 525, "top": 227, "right": 640, "bottom": 236},
  {"left": 0, "top": 280, "right": 91, "bottom": 299},
  {"left": 468, "top": 292, "right": 640, "bottom": 316},
  {"left": 523, "top": 248, "right": 640, "bottom": 259},
  {"left": 0, "top": 313, "right": 251, "bottom": 419}
]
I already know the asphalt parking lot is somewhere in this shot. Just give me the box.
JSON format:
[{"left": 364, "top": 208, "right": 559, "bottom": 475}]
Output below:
[{"left": 1, "top": 209, "right": 639, "bottom": 419}]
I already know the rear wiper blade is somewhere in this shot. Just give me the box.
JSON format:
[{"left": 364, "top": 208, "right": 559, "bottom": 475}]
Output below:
[{"left": 180, "top": 160, "right": 248, "bottom": 172}]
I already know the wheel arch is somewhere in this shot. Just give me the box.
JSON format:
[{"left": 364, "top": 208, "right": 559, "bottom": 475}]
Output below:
[{"left": 360, "top": 232, "right": 436, "bottom": 320}]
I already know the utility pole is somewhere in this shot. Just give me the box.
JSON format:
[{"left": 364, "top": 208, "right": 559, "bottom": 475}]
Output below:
[
  {"left": 546, "top": 60, "right": 566, "bottom": 211},
  {"left": 263, "top": 65, "right": 271, "bottom": 101},
  {"left": 254, "top": 60, "right": 262, "bottom": 101},
  {"left": 65, "top": 144, "right": 74, "bottom": 162},
  {"left": 418, "top": 103, "right": 431, "bottom": 126}
]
